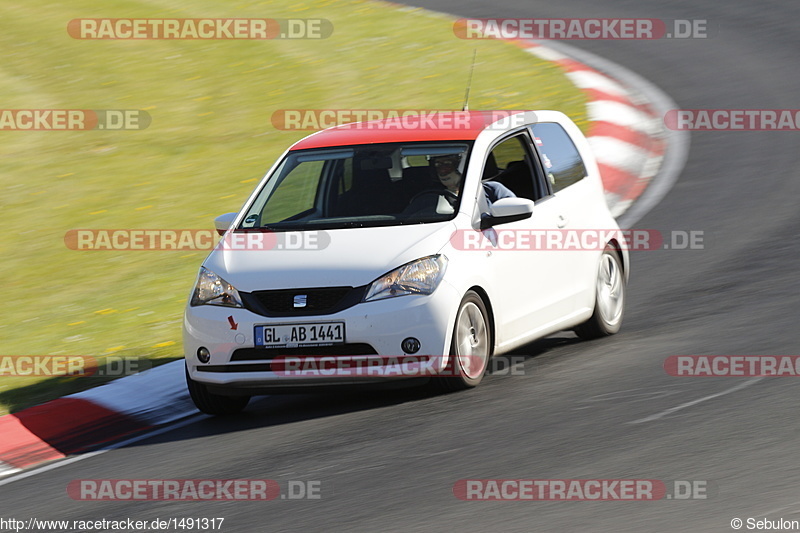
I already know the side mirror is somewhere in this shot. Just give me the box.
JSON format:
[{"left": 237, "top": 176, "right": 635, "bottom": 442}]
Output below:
[
  {"left": 214, "top": 212, "right": 237, "bottom": 236},
  {"left": 480, "top": 198, "right": 534, "bottom": 230}
]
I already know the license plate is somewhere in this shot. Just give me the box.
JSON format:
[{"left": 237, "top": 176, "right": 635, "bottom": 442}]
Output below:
[{"left": 254, "top": 322, "right": 345, "bottom": 348}]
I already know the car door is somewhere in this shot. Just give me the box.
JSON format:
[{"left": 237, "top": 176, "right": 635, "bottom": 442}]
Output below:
[
  {"left": 478, "top": 130, "right": 576, "bottom": 348},
  {"left": 529, "top": 122, "right": 598, "bottom": 310}
]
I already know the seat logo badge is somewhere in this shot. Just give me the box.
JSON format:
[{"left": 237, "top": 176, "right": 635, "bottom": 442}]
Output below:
[{"left": 293, "top": 295, "right": 307, "bottom": 308}]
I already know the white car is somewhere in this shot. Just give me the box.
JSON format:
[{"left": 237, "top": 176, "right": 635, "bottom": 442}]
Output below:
[{"left": 183, "top": 110, "right": 629, "bottom": 414}]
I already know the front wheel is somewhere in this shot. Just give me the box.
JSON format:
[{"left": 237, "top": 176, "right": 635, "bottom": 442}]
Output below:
[
  {"left": 437, "top": 291, "right": 492, "bottom": 392},
  {"left": 574, "top": 245, "right": 626, "bottom": 340},
  {"left": 186, "top": 364, "right": 250, "bottom": 415}
]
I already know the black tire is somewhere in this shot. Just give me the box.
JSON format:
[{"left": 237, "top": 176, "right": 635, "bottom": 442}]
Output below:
[
  {"left": 437, "top": 290, "right": 492, "bottom": 392},
  {"left": 185, "top": 364, "right": 250, "bottom": 415},
  {"left": 574, "top": 245, "right": 626, "bottom": 340}
]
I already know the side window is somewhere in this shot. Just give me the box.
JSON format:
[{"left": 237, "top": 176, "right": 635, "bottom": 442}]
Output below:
[
  {"left": 483, "top": 134, "right": 539, "bottom": 201},
  {"left": 490, "top": 136, "right": 526, "bottom": 170},
  {"left": 261, "top": 160, "right": 324, "bottom": 223},
  {"left": 530, "top": 123, "right": 587, "bottom": 193}
]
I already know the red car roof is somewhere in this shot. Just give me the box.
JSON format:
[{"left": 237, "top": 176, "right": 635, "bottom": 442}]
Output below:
[{"left": 289, "top": 111, "right": 523, "bottom": 151}]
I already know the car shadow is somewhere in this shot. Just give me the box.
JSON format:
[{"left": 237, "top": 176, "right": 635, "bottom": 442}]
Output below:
[{"left": 119, "top": 334, "right": 585, "bottom": 448}]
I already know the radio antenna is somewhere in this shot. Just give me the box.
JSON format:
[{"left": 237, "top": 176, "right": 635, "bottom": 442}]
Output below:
[{"left": 462, "top": 49, "right": 477, "bottom": 112}]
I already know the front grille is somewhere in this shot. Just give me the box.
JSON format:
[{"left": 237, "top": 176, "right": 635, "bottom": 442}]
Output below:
[
  {"left": 241, "top": 286, "right": 367, "bottom": 317},
  {"left": 258, "top": 287, "right": 348, "bottom": 312},
  {"left": 230, "top": 344, "right": 378, "bottom": 361}
]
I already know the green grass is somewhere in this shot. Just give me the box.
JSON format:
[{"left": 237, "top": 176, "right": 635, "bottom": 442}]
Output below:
[{"left": 0, "top": 0, "right": 587, "bottom": 415}]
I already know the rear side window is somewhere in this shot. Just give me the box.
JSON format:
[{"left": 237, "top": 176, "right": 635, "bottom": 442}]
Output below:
[{"left": 530, "top": 123, "right": 587, "bottom": 192}]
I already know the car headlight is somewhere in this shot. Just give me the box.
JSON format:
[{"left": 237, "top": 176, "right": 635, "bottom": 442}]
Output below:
[
  {"left": 190, "top": 267, "right": 243, "bottom": 308},
  {"left": 364, "top": 255, "right": 448, "bottom": 302}
]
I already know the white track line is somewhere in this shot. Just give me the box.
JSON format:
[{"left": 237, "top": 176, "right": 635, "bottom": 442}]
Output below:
[
  {"left": 756, "top": 501, "right": 800, "bottom": 518},
  {"left": 75, "top": 360, "right": 194, "bottom": 425},
  {"left": 587, "top": 100, "right": 659, "bottom": 134},
  {"left": 628, "top": 378, "right": 763, "bottom": 424},
  {"left": 525, "top": 45, "right": 569, "bottom": 63},
  {"left": 588, "top": 135, "right": 653, "bottom": 176},
  {"left": 607, "top": 197, "right": 633, "bottom": 218},
  {"left": 566, "top": 69, "right": 629, "bottom": 96},
  {"left": 0, "top": 461, "right": 21, "bottom": 477}
]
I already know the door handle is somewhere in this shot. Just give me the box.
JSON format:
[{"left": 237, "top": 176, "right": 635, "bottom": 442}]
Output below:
[{"left": 557, "top": 215, "right": 568, "bottom": 228}]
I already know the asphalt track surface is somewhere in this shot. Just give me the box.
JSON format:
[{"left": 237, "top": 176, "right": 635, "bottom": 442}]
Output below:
[{"left": 3, "top": 1, "right": 800, "bottom": 532}]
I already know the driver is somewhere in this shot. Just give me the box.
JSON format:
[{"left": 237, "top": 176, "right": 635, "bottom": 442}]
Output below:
[{"left": 431, "top": 154, "right": 516, "bottom": 204}]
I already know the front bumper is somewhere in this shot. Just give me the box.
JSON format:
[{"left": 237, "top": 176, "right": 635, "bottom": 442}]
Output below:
[{"left": 184, "top": 281, "right": 461, "bottom": 391}]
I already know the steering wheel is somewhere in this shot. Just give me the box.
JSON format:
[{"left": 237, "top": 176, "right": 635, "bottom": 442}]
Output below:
[{"left": 409, "top": 189, "right": 459, "bottom": 204}]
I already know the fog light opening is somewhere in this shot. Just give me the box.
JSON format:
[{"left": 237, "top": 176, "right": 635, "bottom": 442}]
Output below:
[
  {"left": 401, "top": 337, "right": 421, "bottom": 354},
  {"left": 197, "top": 347, "right": 211, "bottom": 364}
]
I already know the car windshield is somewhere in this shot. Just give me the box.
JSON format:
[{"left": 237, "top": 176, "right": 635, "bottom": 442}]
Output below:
[{"left": 238, "top": 142, "right": 473, "bottom": 231}]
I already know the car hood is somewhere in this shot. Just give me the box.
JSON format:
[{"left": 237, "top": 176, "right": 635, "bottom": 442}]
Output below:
[{"left": 202, "top": 222, "right": 457, "bottom": 292}]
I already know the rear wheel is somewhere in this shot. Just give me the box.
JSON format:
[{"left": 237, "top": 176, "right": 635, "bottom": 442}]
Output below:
[
  {"left": 437, "top": 291, "right": 492, "bottom": 392},
  {"left": 574, "top": 245, "right": 626, "bottom": 340},
  {"left": 185, "top": 364, "right": 250, "bottom": 415}
]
